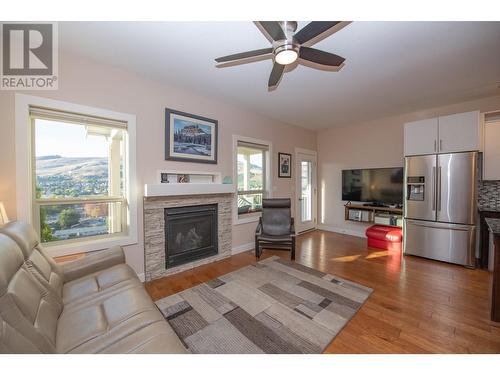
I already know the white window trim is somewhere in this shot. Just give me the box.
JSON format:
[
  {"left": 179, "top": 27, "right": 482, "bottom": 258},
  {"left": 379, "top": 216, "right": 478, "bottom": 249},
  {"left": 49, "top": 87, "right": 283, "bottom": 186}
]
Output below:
[
  {"left": 15, "top": 94, "right": 138, "bottom": 257},
  {"left": 232, "top": 134, "right": 272, "bottom": 226}
]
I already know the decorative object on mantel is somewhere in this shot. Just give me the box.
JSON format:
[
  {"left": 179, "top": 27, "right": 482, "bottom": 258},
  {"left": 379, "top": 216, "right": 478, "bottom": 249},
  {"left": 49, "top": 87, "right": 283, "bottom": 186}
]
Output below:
[
  {"left": 0, "top": 202, "right": 9, "bottom": 226},
  {"left": 222, "top": 176, "right": 233, "bottom": 184},
  {"left": 157, "top": 170, "right": 221, "bottom": 184},
  {"left": 278, "top": 152, "right": 292, "bottom": 178},
  {"left": 155, "top": 255, "right": 372, "bottom": 353},
  {"left": 165, "top": 108, "right": 218, "bottom": 164}
]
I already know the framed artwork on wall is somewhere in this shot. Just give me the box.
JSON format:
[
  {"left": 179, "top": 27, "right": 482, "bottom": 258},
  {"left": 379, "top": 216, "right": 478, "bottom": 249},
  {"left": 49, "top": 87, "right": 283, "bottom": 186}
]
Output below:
[
  {"left": 278, "top": 152, "right": 292, "bottom": 178},
  {"left": 165, "top": 108, "right": 218, "bottom": 164}
]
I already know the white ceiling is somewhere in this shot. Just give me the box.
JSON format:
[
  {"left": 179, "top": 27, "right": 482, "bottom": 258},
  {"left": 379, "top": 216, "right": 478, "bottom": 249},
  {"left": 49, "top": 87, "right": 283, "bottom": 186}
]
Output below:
[{"left": 59, "top": 22, "right": 500, "bottom": 130}]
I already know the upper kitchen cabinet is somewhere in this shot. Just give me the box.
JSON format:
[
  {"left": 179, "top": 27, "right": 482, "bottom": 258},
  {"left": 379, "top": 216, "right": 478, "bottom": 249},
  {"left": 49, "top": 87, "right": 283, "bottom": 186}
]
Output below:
[
  {"left": 483, "top": 117, "right": 500, "bottom": 181},
  {"left": 404, "top": 111, "right": 480, "bottom": 156},
  {"left": 438, "top": 111, "right": 480, "bottom": 153},
  {"left": 404, "top": 117, "right": 439, "bottom": 156}
]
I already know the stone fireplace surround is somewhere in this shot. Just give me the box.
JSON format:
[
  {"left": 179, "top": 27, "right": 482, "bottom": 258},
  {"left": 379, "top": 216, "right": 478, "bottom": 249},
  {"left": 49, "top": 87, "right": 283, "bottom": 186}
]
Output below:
[{"left": 143, "top": 193, "right": 233, "bottom": 282}]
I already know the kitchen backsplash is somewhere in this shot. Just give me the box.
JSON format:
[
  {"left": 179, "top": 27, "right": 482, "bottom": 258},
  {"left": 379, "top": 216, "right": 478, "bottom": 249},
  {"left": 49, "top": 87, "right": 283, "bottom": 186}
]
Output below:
[{"left": 478, "top": 180, "right": 500, "bottom": 209}]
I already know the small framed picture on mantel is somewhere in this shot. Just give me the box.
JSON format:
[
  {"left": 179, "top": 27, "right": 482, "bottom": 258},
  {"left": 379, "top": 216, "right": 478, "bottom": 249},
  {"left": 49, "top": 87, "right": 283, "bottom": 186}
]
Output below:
[
  {"left": 278, "top": 152, "right": 292, "bottom": 178},
  {"left": 165, "top": 108, "right": 218, "bottom": 164}
]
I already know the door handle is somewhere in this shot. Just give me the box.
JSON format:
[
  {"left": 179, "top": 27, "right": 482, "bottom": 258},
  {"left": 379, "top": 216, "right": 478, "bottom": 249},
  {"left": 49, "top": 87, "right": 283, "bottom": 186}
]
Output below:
[
  {"left": 432, "top": 166, "right": 436, "bottom": 211},
  {"left": 437, "top": 166, "right": 442, "bottom": 212},
  {"left": 407, "top": 220, "right": 470, "bottom": 231}
]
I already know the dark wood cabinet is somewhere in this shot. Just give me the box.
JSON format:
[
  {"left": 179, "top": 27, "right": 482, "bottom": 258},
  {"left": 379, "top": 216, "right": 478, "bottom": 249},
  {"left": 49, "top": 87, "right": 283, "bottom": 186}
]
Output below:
[
  {"left": 479, "top": 210, "right": 500, "bottom": 268},
  {"left": 492, "top": 233, "right": 500, "bottom": 322}
]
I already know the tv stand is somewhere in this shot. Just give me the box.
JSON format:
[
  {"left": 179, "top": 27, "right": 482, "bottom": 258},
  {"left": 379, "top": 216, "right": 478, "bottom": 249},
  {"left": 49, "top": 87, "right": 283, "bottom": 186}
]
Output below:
[
  {"left": 363, "top": 202, "right": 387, "bottom": 208},
  {"left": 344, "top": 202, "right": 403, "bottom": 227}
]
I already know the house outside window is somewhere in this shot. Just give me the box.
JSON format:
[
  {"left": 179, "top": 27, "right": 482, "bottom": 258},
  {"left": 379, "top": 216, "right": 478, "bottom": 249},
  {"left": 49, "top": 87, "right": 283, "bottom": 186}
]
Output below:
[{"left": 235, "top": 138, "right": 271, "bottom": 222}]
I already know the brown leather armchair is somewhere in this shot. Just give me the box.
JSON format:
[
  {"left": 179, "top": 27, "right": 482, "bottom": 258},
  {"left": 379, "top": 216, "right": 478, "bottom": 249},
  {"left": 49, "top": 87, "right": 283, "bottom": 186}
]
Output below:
[{"left": 255, "top": 198, "right": 295, "bottom": 260}]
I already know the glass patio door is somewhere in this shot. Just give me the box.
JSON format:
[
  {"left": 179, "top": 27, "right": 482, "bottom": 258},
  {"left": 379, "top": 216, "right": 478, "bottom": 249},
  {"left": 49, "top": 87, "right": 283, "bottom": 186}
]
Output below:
[{"left": 296, "top": 151, "right": 317, "bottom": 233}]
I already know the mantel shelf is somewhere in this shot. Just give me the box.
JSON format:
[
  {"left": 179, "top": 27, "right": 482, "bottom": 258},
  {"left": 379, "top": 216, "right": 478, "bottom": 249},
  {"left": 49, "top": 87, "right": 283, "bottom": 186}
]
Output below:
[{"left": 144, "top": 183, "right": 235, "bottom": 197}]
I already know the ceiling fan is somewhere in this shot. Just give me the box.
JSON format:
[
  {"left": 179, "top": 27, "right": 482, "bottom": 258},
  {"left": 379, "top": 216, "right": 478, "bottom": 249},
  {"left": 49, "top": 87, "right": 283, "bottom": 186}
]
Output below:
[{"left": 215, "top": 21, "right": 350, "bottom": 90}]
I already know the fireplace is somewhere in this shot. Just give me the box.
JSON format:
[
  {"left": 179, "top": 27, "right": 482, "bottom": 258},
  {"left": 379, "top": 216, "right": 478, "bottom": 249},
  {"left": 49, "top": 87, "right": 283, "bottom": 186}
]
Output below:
[{"left": 164, "top": 204, "right": 218, "bottom": 269}]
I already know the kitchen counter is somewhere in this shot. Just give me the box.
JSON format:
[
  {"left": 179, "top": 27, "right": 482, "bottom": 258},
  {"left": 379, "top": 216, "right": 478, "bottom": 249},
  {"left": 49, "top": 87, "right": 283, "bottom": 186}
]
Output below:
[
  {"left": 486, "top": 218, "right": 500, "bottom": 235},
  {"left": 478, "top": 206, "right": 500, "bottom": 213}
]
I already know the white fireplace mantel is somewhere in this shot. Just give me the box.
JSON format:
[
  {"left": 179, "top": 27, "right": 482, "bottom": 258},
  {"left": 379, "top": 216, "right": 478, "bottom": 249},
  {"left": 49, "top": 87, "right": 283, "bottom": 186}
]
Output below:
[{"left": 144, "top": 183, "right": 235, "bottom": 197}]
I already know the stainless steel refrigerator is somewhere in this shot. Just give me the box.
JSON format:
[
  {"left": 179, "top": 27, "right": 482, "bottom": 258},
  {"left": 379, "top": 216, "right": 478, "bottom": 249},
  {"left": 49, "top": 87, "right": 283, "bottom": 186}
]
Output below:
[{"left": 404, "top": 152, "right": 477, "bottom": 267}]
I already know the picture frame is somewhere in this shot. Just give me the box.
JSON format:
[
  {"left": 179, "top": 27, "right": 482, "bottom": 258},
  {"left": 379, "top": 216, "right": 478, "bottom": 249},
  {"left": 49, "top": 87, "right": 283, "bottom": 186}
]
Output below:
[
  {"left": 165, "top": 108, "right": 218, "bottom": 164},
  {"left": 278, "top": 152, "right": 292, "bottom": 178}
]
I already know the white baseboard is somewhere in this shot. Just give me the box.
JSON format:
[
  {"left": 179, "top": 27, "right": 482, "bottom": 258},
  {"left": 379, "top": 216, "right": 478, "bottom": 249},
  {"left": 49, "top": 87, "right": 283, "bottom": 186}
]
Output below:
[
  {"left": 231, "top": 242, "right": 254, "bottom": 255},
  {"left": 137, "top": 272, "right": 145, "bottom": 282},
  {"left": 317, "top": 225, "right": 367, "bottom": 238}
]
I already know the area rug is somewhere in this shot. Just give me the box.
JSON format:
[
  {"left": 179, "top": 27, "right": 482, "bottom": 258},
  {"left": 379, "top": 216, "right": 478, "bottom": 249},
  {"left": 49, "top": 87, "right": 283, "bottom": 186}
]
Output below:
[{"left": 155, "top": 256, "right": 372, "bottom": 353}]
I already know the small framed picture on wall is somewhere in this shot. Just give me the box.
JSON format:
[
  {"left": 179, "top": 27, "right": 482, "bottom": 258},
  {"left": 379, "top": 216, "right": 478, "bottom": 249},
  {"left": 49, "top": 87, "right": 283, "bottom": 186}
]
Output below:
[{"left": 278, "top": 152, "right": 292, "bottom": 178}]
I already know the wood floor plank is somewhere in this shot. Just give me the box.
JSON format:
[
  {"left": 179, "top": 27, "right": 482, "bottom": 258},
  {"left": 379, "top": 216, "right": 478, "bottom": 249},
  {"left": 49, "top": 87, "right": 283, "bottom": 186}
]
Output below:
[{"left": 144, "top": 230, "right": 500, "bottom": 353}]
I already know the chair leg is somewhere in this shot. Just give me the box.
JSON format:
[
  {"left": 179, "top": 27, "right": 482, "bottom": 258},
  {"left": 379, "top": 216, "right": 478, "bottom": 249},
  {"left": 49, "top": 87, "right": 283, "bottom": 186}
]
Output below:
[
  {"left": 291, "top": 237, "right": 296, "bottom": 260},
  {"left": 255, "top": 239, "right": 260, "bottom": 258}
]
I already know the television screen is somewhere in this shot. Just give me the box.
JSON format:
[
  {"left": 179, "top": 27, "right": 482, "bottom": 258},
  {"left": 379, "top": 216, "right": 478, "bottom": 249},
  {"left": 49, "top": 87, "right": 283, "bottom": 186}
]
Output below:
[{"left": 342, "top": 167, "right": 403, "bottom": 205}]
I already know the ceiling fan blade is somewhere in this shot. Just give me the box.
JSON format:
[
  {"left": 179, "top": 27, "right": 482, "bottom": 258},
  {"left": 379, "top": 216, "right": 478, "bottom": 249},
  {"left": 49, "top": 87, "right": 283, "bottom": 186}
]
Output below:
[
  {"left": 294, "top": 21, "right": 351, "bottom": 46},
  {"left": 299, "top": 47, "right": 345, "bottom": 69},
  {"left": 268, "top": 62, "right": 285, "bottom": 90},
  {"left": 254, "top": 21, "right": 286, "bottom": 42},
  {"left": 215, "top": 48, "right": 273, "bottom": 67},
  {"left": 215, "top": 48, "right": 273, "bottom": 63}
]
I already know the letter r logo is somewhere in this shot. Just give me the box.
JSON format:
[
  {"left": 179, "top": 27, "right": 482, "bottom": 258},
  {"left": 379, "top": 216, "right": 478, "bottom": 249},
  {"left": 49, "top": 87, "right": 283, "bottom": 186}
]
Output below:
[{"left": 2, "top": 23, "right": 53, "bottom": 75}]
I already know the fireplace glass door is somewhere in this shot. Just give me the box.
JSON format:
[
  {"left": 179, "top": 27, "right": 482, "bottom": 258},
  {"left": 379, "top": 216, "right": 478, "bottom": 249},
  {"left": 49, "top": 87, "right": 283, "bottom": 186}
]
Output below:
[{"left": 164, "top": 204, "right": 218, "bottom": 268}]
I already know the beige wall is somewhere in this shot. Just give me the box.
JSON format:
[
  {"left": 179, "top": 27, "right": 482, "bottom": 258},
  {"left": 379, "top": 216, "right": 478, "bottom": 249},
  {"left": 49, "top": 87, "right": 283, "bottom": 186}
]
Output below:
[
  {"left": 317, "top": 94, "right": 500, "bottom": 237},
  {"left": 0, "top": 52, "right": 316, "bottom": 275}
]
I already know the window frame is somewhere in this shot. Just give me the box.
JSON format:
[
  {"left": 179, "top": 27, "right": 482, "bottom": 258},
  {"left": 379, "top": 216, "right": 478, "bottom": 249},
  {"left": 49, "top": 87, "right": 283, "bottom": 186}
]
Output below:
[
  {"left": 232, "top": 135, "right": 272, "bottom": 225},
  {"left": 15, "top": 94, "right": 138, "bottom": 257}
]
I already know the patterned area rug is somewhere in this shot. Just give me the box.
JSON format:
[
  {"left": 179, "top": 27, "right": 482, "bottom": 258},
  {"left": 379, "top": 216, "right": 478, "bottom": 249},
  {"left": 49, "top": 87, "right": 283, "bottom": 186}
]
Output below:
[{"left": 155, "top": 256, "right": 372, "bottom": 353}]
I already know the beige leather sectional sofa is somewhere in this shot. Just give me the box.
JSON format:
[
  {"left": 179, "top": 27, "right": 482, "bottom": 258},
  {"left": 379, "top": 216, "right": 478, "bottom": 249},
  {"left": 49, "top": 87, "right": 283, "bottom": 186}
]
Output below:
[{"left": 0, "top": 221, "right": 187, "bottom": 354}]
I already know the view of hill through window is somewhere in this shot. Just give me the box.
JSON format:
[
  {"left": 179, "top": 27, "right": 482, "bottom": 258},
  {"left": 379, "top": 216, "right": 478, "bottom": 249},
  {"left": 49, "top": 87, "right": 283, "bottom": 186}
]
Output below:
[{"left": 35, "top": 119, "right": 124, "bottom": 243}]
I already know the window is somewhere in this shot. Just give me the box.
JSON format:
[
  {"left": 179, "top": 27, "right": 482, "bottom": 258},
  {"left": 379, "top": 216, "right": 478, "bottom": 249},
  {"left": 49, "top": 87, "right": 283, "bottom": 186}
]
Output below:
[
  {"left": 30, "top": 107, "right": 130, "bottom": 246},
  {"left": 236, "top": 140, "right": 269, "bottom": 218}
]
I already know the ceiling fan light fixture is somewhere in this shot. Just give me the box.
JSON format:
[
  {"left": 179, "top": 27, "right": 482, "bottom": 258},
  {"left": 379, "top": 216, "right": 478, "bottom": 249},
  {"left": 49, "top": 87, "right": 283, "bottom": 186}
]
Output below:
[{"left": 274, "top": 45, "right": 298, "bottom": 65}]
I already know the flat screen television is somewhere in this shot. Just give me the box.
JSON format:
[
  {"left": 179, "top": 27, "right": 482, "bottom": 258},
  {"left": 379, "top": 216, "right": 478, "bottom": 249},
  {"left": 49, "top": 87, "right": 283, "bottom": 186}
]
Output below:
[{"left": 342, "top": 167, "right": 403, "bottom": 205}]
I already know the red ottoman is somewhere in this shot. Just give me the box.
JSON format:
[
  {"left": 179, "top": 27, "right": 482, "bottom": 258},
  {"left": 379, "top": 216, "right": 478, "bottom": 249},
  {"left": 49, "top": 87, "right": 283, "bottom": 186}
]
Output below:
[{"left": 365, "top": 225, "right": 402, "bottom": 252}]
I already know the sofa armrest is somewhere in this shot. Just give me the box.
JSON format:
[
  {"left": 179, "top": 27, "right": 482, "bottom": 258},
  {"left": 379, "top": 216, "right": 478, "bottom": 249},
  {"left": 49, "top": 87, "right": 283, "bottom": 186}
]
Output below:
[{"left": 62, "top": 245, "right": 126, "bottom": 283}]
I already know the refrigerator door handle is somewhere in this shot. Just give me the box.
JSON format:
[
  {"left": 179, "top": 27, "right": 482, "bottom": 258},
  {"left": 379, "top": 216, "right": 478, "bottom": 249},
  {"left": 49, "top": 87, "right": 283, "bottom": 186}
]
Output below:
[
  {"left": 432, "top": 166, "right": 436, "bottom": 211},
  {"left": 406, "top": 220, "right": 472, "bottom": 231},
  {"left": 437, "top": 166, "right": 442, "bottom": 212}
]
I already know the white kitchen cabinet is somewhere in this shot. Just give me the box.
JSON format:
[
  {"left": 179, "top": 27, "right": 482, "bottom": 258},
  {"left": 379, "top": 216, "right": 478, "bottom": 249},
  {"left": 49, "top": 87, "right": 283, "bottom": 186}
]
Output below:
[
  {"left": 404, "top": 111, "right": 480, "bottom": 156},
  {"left": 483, "top": 119, "right": 500, "bottom": 181},
  {"left": 404, "top": 118, "right": 439, "bottom": 156},
  {"left": 438, "top": 111, "right": 480, "bottom": 153}
]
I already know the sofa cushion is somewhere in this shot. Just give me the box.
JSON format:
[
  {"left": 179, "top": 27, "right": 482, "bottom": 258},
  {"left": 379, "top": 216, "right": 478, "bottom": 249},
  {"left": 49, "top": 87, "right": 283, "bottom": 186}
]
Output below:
[
  {"left": 62, "top": 264, "right": 140, "bottom": 305},
  {"left": 97, "top": 321, "right": 188, "bottom": 354},
  {"left": 57, "top": 285, "right": 174, "bottom": 353},
  {"left": 0, "top": 315, "right": 43, "bottom": 354},
  {"left": 0, "top": 222, "right": 63, "bottom": 299},
  {"left": 0, "top": 234, "right": 59, "bottom": 353}
]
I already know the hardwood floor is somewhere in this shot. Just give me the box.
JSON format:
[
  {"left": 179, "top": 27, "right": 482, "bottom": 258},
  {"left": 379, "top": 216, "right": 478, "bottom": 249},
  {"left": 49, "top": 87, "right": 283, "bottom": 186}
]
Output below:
[{"left": 145, "top": 230, "right": 500, "bottom": 353}]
